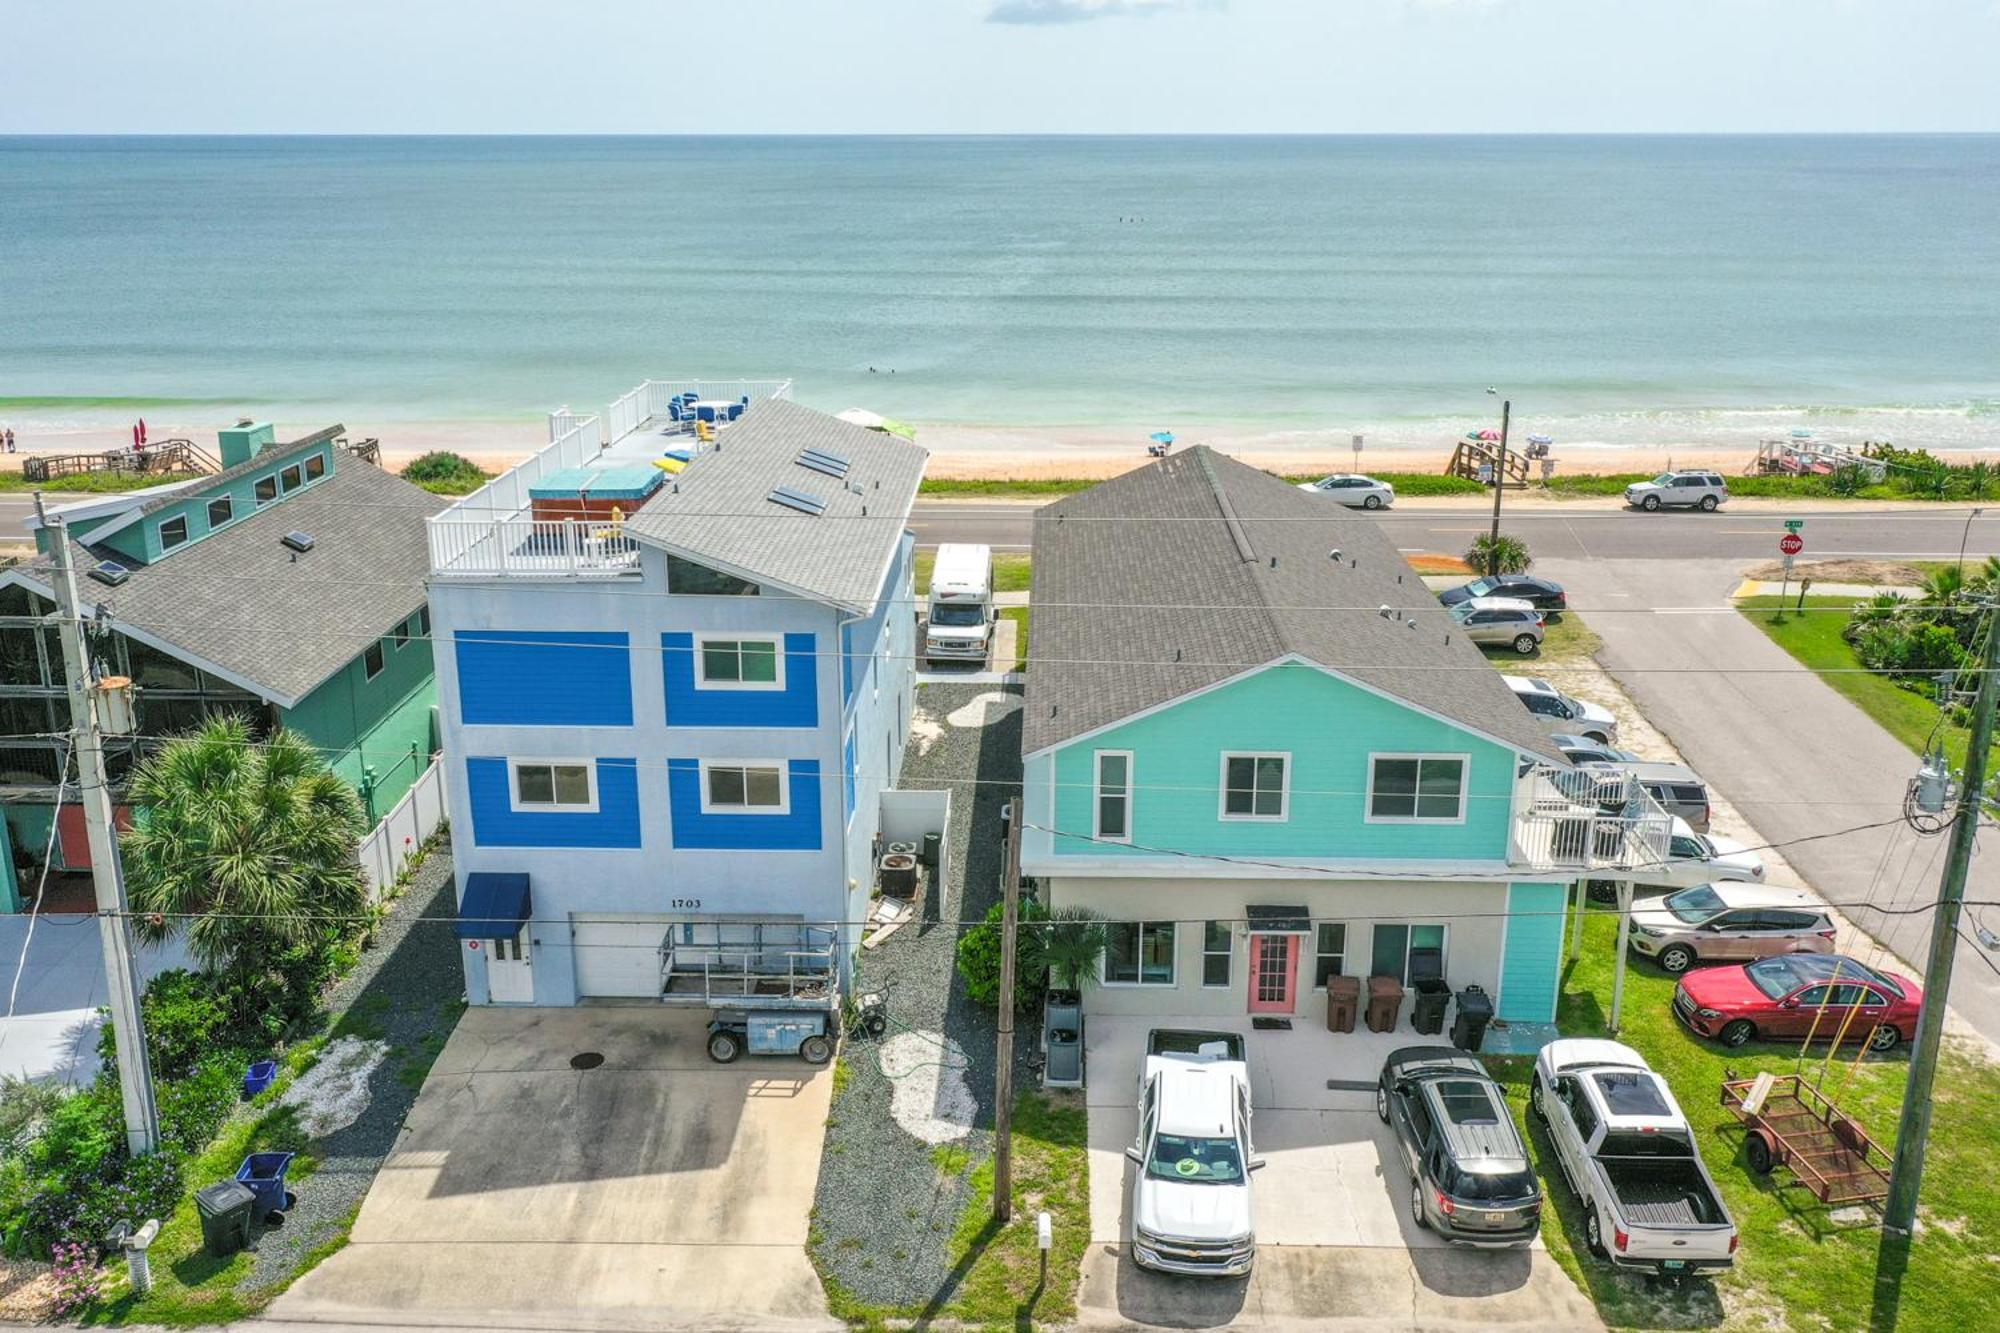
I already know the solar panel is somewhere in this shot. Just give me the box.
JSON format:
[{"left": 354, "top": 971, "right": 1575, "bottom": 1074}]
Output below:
[
  {"left": 767, "top": 485, "right": 827, "bottom": 516},
  {"left": 796, "top": 447, "right": 851, "bottom": 479}
]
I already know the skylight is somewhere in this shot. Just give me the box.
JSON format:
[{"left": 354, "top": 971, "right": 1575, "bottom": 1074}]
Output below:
[
  {"left": 767, "top": 485, "right": 827, "bottom": 516},
  {"left": 796, "top": 447, "right": 851, "bottom": 480}
]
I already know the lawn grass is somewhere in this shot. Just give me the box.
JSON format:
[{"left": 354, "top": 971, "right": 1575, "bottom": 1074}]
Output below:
[
  {"left": 1000, "top": 608, "right": 1029, "bottom": 673},
  {"left": 1500, "top": 910, "right": 2000, "bottom": 1332},
  {"left": 913, "top": 550, "right": 1031, "bottom": 595},
  {"left": 0, "top": 470, "right": 184, "bottom": 494},
  {"left": 1472, "top": 610, "right": 1601, "bottom": 670},
  {"left": 819, "top": 1092, "right": 1089, "bottom": 1330}
]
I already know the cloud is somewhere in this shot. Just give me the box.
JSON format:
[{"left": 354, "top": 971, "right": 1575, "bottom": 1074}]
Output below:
[{"left": 986, "top": 0, "right": 1219, "bottom": 24}]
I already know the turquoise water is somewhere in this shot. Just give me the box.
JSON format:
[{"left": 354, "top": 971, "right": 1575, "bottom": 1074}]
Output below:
[{"left": 3, "top": 135, "right": 1998, "bottom": 444}]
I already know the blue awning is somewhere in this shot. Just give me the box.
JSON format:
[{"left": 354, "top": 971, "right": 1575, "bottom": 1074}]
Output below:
[{"left": 455, "top": 873, "right": 532, "bottom": 939}]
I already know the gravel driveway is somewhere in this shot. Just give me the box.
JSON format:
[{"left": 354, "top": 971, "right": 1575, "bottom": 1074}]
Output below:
[{"left": 810, "top": 682, "right": 1034, "bottom": 1311}]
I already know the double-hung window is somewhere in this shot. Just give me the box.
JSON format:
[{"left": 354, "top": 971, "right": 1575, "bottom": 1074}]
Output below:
[
  {"left": 363, "top": 641, "right": 385, "bottom": 680},
  {"left": 1221, "top": 753, "right": 1288, "bottom": 820},
  {"left": 1103, "top": 921, "right": 1176, "bottom": 986},
  {"left": 1367, "top": 754, "right": 1468, "bottom": 822},
  {"left": 696, "top": 636, "right": 782, "bottom": 689},
  {"left": 1371, "top": 923, "right": 1447, "bottom": 984},
  {"left": 1201, "top": 921, "right": 1232, "bottom": 987},
  {"left": 1094, "top": 750, "right": 1132, "bottom": 842},
  {"left": 701, "top": 761, "right": 788, "bottom": 813},
  {"left": 510, "top": 760, "right": 596, "bottom": 812},
  {"left": 1313, "top": 924, "right": 1347, "bottom": 989}
]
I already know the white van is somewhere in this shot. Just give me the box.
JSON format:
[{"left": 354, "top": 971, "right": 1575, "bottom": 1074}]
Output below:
[{"left": 925, "top": 543, "right": 994, "bottom": 665}]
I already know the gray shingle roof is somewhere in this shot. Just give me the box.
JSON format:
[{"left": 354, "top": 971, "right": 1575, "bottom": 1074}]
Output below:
[
  {"left": 623, "top": 398, "right": 928, "bottom": 614},
  {"left": 129, "top": 426, "right": 345, "bottom": 519},
  {"left": 1022, "top": 447, "right": 1564, "bottom": 761},
  {"left": 18, "top": 459, "right": 446, "bottom": 708}
]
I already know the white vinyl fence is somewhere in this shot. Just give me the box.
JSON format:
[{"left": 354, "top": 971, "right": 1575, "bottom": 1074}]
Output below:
[{"left": 360, "top": 757, "right": 448, "bottom": 901}]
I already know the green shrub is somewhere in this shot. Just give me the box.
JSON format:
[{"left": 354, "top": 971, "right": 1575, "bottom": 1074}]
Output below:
[
  {"left": 400, "top": 451, "right": 488, "bottom": 486},
  {"left": 955, "top": 898, "right": 1049, "bottom": 1010},
  {"left": 1853, "top": 622, "right": 1967, "bottom": 677},
  {"left": 0, "top": 1077, "right": 68, "bottom": 1159},
  {"left": 1466, "top": 532, "right": 1532, "bottom": 575}
]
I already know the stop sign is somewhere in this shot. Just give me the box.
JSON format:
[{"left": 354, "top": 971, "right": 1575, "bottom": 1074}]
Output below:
[{"left": 1779, "top": 533, "right": 1804, "bottom": 556}]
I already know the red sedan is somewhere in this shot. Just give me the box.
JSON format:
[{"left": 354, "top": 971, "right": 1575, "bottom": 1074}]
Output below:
[{"left": 1672, "top": 953, "right": 1921, "bottom": 1053}]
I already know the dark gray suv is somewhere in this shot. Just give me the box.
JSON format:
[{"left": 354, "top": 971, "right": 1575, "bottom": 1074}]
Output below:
[{"left": 1377, "top": 1047, "right": 1543, "bottom": 1246}]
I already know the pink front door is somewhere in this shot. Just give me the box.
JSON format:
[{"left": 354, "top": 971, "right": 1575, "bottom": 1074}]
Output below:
[{"left": 1248, "top": 934, "right": 1299, "bottom": 1014}]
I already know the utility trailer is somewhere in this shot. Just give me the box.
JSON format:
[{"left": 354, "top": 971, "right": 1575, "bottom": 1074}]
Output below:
[{"left": 1720, "top": 1071, "right": 1889, "bottom": 1205}]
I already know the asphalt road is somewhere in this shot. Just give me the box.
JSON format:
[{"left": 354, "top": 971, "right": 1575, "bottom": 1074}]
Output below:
[
  {"left": 0, "top": 494, "right": 40, "bottom": 548},
  {"left": 908, "top": 500, "right": 2000, "bottom": 562},
  {"left": 1545, "top": 557, "right": 2000, "bottom": 1052}
]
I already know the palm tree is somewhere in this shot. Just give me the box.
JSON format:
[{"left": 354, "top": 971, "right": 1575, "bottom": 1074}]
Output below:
[
  {"left": 123, "top": 717, "right": 368, "bottom": 979},
  {"left": 1842, "top": 591, "right": 1910, "bottom": 645},
  {"left": 1041, "top": 906, "right": 1109, "bottom": 996}
]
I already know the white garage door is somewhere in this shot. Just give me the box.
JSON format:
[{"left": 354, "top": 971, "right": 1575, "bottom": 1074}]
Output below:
[{"left": 571, "top": 915, "right": 673, "bottom": 998}]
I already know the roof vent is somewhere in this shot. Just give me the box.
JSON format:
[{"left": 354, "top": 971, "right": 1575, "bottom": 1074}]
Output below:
[
  {"left": 1328, "top": 549, "right": 1342, "bottom": 562},
  {"left": 282, "top": 531, "right": 315, "bottom": 553},
  {"left": 1378, "top": 605, "right": 1394, "bottom": 619},
  {"left": 767, "top": 485, "right": 827, "bottom": 517},
  {"left": 88, "top": 561, "right": 131, "bottom": 588},
  {"left": 796, "top": 447, "right": 851, "bottom": 480}
]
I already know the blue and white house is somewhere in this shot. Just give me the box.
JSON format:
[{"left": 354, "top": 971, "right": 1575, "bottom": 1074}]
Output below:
[
  {"left": 427, "top": 381, "right": 926, "bottom": 1006},
  {"left": 1020, "top": 449, "right": 1669, "bottom": 1031}
]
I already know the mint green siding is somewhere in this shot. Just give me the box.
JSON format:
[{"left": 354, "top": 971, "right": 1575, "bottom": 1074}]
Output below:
[
  {"left": 0, "top": 817, "right": 18, "bottom": 913},
  {"left": 282, "top": 627, "right": 436, "bottom": 821},
  {"left": 1048, "top": 661, "right": 1516, "bottom": 861},
  {"left": 1499, "top": 881, "right": 1567, "bottom": 1022},
  {"left": 118, "top": 440, "right": 337, "bottom": 564}
]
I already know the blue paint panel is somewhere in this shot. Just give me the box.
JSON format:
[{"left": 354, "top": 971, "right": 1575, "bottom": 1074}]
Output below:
[
  {"left": 466, "top": 757, "right": 643, "bottom": 849},
  {"left": 843, "top": 732, "right": 858, "bottom": 825},
  {"left": 667, "top": 759, "right": 823, "bottom": 850},
  {"left": 456, "top": 631, "right": 632, "bottom": 727},
  {"left": 1498, "top": 882, "right": 1567, "bottom": 1022},
  {"left": 661, "top": 632, "right": 818, "bottom": 729}
]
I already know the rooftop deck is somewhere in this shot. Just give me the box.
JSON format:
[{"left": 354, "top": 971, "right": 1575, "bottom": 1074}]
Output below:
[{"left": 427, "top": 377, "right": 793, "bottom": 578}]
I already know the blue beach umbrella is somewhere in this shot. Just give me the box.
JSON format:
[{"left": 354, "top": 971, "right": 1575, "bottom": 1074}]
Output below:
[
  {"left": 1527, "top": 434, "right": 1554, "bottom": 445},
  {"left": 1150, "top": 431, "right": 1175, "bottom": 444}
]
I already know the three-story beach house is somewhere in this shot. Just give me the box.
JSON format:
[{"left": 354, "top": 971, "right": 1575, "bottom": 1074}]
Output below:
[
  {"left": 426, "top": 381, "right": 925, "bottom": 1006},
  {"left": 1019, "top": 448, "right": 1666, "bottom": 1029},
  {"left": 1, "top": 424, "right": 445, "bottom": 912}
]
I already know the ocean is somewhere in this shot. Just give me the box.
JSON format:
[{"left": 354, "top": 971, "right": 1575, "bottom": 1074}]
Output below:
[{"left": 3, "top": 134, "right": 1998, "bottom": 450}]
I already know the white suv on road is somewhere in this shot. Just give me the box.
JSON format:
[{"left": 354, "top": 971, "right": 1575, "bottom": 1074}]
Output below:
[{"left": 1625, "top": 472, "right": 1729, "bottom": 512}]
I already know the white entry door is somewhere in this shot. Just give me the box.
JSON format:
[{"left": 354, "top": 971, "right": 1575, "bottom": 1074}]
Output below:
[{"left": 487, "top": 932, "right": 534, "bottom": 1003}]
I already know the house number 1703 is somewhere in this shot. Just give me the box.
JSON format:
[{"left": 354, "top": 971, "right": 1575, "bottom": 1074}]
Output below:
[{"left": 672, "top": 898, "right": 703, "bottom": 910}]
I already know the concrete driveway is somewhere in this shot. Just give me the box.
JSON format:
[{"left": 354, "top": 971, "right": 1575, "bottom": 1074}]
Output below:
[
  {"left": 1544, "top": 557, "right": 2000, "bottom": 1052},
  {"left": 0, "top": 913, "right": 191, "bottom": 1085},
  {"left": 1077, "top": 1017, "right": 1601, "bottom": 1331},
  {"left": 271, "top": 1006, "right": 839, "bottom": 1332}
]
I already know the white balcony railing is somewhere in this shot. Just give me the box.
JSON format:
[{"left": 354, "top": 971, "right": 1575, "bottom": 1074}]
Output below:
[
  {"left": 427, "top": 515, "right": 642, "bottom": 578},
  {"left": 1511, "top": 768, "right": 1673, "bottom": 876}
]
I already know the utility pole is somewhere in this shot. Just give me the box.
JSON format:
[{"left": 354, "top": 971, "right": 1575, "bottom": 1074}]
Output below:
[
  {"left": 993, "top": 797, "right": 1022, "bottom": 1224},
  {"left": 1883, "top": 600, "right": 2000, "bottom": 1235},
  {"left": 43, "top": 509, "right": 159, "bottom": 1155},
  {"left": 1486, "top": 395, "right": 1512, "bottom": 576}
]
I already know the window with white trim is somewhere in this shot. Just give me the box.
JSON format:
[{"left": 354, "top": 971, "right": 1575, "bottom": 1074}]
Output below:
[
  {"left": 1094, "top": 750, "right": 1132, "bottom": 842},
  {"left": 1313, "top": 923, "right": 1347, "bottom": 989},
  {"left": 363, "top": 641, "right": 385, "bottom": 680},
  {"left": 254, "top": 475, "right": 278, "bottom": 505},
  {"left": 701, "top": 761, "right": 788, "bottom": 813},
  {"left": 206, "top": 496, "right": 233, "bottom": 528},
  {"left": 510, "top": 760, "right": 596, "bottom": 812},
  {"left": 304, "top": 452, "right": 326, "bottom": 481},
  {"left": 158, "top": 516, "right": 189, "bottom": 550},
  {"left": 280, "top": 463, "right": 303, "bottom": 493},
  {"left": 1103, "top": 921, "right": 1176, "bottom": 986},
  {"left": 1202, "top": 921, "right": 1232, "bottom": 988},
  {"left": 1367, "top": 755, "right": 1468, "bottom": 823},
  {"left": 1221, "top": 753, "right": 1288, "bottom": 819},
  {"left": 696, "top": 636, "right": 782, "bottom": 689}
]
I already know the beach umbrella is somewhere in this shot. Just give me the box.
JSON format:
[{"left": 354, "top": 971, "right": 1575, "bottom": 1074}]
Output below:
[
  {"left": 138, "top": 417, "right": 147, "bottom": 444},
  {"left": 1465, "top": 428, "right": 1500, "bottom": 442},
  {"left": 1790, "top": 428, "right": 1814, "bottom": 439},
  {"left": 1150, "top": 431, "right": 1175, "bottom": 445},
  {"left": 1527, "top": 434, "right": 1554, "bottom": 446}
]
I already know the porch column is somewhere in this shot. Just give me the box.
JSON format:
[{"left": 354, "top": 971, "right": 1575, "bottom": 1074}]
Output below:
[
  {"left": 1567, "top": 879, "right": 1587, "bottom": 960},
  {"left": 1609, "top": 879, "right": 1634, "bottom": 1033}
]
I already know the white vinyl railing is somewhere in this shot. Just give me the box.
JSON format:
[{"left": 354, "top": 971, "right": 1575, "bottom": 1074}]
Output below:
[
  {"left": 360, "top": 757, "right": 447, "bottom": 901},
  {"left": 1511, "top": 769, "right": 1673, "bottom": 875},
  {"left": 606, "top": 384, "right": 649, "bottom": 444},
  {"left": 428, "top": 515, "right": 642, "bottom": 578}
]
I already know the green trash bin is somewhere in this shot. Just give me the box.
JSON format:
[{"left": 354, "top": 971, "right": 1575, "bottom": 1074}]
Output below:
[{"left": 195, "top": 1181, "right": 256, "bottom": 1258}]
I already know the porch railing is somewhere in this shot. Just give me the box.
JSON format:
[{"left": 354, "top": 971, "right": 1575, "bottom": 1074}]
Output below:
[
  {"left": 1512, "top": 769, "right": 1674, "bottom": 876},
  {"left": 659, "top": 924, "right": 838, "bottom": 1008}
]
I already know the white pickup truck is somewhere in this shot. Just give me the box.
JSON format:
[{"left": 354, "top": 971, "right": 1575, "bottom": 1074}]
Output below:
[
  {"left": 1532, "top": 1039, "right": 1738, "bottom": 1277},
  {"left": 1125, "top": 1029, "right": 1264, "bottom": 1277}
]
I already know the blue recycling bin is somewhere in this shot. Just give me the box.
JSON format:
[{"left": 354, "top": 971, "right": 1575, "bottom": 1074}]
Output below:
[
  {"left": 243, "top": 1060, "right": 277, "bottom": 1098},
  {"left": 236, "top": 1152, "right": 295, "bottom": 1219}
]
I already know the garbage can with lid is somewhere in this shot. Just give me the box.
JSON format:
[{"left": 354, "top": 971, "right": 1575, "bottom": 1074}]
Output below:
[
  {"left": 1450, "top": 984, "right": 1495, "bottom": 1052},
  {"left": 236, "top": 1151, "right": 296, "bottom": 1222},
  {"left": 1409, "top": 946, "right": 1451, "bottom": 1035},
  {"left": 1365, "top": 975, "right": 1404, "bottom": 1033},
  {"left": 195, "top": 1181, "right": 256, "bottom": 1258},
  {"left": 1325, "top": 975, "right": 1360, "bottom": 1033}
]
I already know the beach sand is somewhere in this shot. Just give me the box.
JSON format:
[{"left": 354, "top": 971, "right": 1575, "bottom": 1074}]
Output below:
[{"left": 0, "top": 414, "right": 1924, "bottom": 483}]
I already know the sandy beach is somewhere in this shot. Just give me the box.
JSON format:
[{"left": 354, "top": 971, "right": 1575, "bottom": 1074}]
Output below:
[{"left": 0, "top": 414, "right": 1967, "bottom": 484}]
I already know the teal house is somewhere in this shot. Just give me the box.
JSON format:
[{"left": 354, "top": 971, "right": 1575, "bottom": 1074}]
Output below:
[
  {"left": 0, "top": 424, "right": 447, "bottom": 910},
  {"left": 1020, "top": 449, "right": 1660, "bottom": 1031}
]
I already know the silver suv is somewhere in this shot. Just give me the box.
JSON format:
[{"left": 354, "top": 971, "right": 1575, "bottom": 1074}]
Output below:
[
  {"left": 1625, "top": 471, "right": 1729, "bottom": 511},
  {"left": 1449, "top": 597, "right": 1545, "bottom": 655},
  {"left": 1629, "top": 882, "right": 1837, "bottom": 974}
]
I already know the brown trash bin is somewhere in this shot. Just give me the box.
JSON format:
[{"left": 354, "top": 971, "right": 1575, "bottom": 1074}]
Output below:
[
  {"left": 1325, "top": 975, "right": 1361, "bottom": 1033},
  {"left": 1365, "top": 975, "right": 1405, "bottom": 1033}
]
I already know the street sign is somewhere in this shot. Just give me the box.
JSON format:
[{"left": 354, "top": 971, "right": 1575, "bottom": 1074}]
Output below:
[
  {"left": 1780, "top": 533, "right": 1805, "bottom": 556},
  {"left": 1783, "top": 519, "right": 1805, "bottom": 533}
]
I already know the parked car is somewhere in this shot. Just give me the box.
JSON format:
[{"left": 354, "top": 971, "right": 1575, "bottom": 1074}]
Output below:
[
  {"left": 1550, "top": 734, "right": 1642, "bottom": 766},
  {"left": 1589, "top": 818, "right": 1764, "bottom": 901},
  {"left": 1673, "top": 953, "right": 1921, "bottom": 1052},
  {"left": 1629, "top": 883, "right": 1838, "bottom": 974},
  {"left": 1625, "top": 472, "right": 1729, "bottom": 512},
  {"left": 1298, "top": 473, "right": 1396, "bottom": 509},
  {"left": 1449, "top": 597, "right": 1545, "bottom": 655},
  {"left": 1438, "top": 574, "right": 1567, "bottom": 611},
  {"left": 1503, "top": 674, "right": 1619, "bottom": 744},
  {"left": 1127, "top": 1029, "right": 1263, "bottom": 1277},
  {"left": 1532, "top": 1039, "right": 1738, "bottom": 1276},
  {"left": 1377, "top": 1047, "right": 1542, "bottom": 1247}
]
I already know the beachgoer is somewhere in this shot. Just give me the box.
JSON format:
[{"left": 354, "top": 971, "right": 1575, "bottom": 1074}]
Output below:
[{"left": 3, "top": 429, "right": 13, "bottom": 453}]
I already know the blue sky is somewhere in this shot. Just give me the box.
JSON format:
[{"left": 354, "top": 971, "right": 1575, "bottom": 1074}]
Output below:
[{"left": 5, "top": 0, "right": 1996, "bottom": 134}]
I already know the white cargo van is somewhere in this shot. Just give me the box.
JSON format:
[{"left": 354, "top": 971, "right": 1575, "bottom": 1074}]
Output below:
[{"left": 925, "top": 543, "right": 994, "bottom": 665}]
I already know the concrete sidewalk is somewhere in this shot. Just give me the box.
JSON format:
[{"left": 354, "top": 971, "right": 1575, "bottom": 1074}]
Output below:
[{"left": 1543, "top": 558, "right": 2000, "bottom": 1053}]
